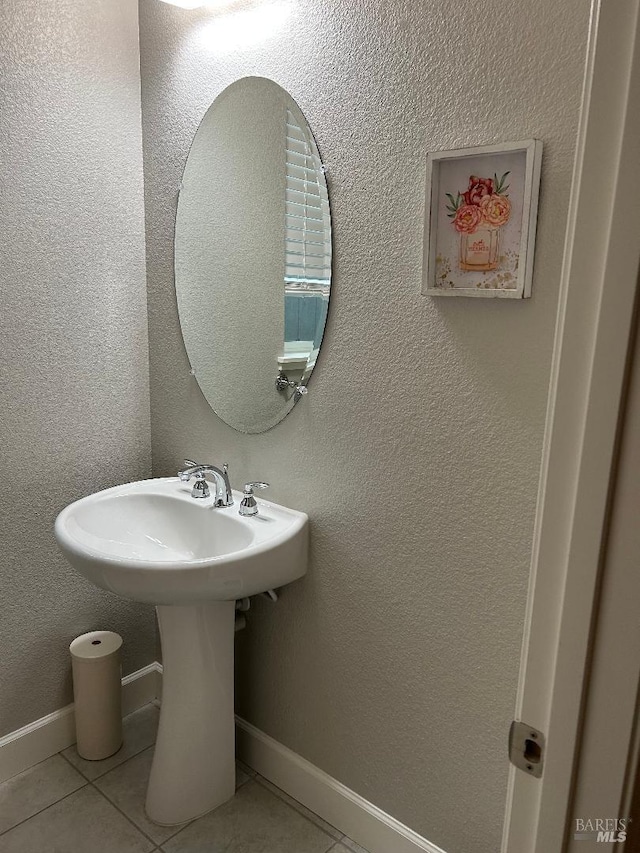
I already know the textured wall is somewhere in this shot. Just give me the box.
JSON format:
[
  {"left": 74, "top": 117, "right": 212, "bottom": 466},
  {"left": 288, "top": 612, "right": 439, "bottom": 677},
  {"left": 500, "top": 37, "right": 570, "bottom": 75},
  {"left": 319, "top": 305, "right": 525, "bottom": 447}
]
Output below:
[
  {"left": 139, "top": 1, "right": 592, "bottom": 850},
  {"left": 0, "top": 0, "right": 155, "bottom": 736}
]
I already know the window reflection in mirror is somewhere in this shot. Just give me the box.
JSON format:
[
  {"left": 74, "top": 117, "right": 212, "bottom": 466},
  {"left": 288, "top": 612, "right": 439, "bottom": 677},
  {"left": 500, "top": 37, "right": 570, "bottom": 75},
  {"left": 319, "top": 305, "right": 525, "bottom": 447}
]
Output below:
[{"left": 282, "top": 107, "right": 331, "bottom": 388}]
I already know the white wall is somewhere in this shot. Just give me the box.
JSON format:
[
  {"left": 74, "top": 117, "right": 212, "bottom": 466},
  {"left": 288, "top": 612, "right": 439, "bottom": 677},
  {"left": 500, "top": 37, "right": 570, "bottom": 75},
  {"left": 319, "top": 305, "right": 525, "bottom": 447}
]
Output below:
[
  {"left": 0, "top": 0, "right": 155, "bottom": 736},
  {"left": 138, "top": 1, "right": 592, "bottom": 850}
]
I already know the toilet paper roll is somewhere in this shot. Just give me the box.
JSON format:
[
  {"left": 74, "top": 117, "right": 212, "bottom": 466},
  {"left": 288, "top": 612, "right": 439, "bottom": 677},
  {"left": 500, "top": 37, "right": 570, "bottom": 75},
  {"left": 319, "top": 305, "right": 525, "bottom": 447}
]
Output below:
[{"left": 70, "top": 631, "right": 123, "bottom": 761}]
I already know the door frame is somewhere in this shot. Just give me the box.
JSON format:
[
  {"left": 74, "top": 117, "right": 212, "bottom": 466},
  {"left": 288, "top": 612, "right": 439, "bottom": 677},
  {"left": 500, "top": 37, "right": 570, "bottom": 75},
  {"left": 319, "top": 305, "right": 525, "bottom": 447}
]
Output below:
[
  {"left": 502, "top": 1, "right": 640, "bottom": 850},
  {"left": 566, "top": 289, "right": 640, "bottom": 849}
]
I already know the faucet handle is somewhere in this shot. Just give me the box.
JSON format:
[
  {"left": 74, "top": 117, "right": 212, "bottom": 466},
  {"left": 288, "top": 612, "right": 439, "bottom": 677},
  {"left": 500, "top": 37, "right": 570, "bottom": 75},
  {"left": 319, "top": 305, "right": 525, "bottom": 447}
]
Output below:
[
  {"left": 179, "top": 460, "right": 200, "bottom": 479},
  {"left": 239, "top": 482, "right": 269, "bottom": 517},
  {"left": 178, "top": 460, "right": 209, "bottom": 496}
]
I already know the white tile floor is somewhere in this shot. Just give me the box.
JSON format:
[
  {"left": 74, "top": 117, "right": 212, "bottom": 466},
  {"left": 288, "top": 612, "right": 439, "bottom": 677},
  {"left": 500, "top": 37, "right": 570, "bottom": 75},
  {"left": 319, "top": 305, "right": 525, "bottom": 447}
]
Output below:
[{"left": 0, "top": 704, "right": 370, "bottom": 853}]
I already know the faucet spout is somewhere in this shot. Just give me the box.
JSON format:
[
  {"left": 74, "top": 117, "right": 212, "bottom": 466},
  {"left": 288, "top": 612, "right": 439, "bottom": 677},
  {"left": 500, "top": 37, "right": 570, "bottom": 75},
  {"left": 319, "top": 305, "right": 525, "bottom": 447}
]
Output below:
[{"left": 177, "top": 461, "right": 234, "bottom": 507}]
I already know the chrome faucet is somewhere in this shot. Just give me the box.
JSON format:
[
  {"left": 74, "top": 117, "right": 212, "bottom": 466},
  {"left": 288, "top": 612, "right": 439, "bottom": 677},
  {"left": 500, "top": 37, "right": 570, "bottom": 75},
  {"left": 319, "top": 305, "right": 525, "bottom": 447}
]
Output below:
[{"left": 178, "top": 459, "right": 234, "bottom": 507}]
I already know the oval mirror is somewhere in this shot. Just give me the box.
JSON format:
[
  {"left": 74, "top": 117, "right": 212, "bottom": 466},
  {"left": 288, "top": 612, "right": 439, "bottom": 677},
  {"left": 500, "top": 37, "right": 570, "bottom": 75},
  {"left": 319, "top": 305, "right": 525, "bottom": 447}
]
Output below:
[{"left": 175, "top": 77, "right": 332, "bottom": 434}]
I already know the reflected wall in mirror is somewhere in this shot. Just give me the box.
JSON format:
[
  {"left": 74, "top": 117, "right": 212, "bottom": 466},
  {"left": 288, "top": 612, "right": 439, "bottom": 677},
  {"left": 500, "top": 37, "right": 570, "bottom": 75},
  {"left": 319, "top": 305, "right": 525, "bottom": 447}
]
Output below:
[{"left": 175, "top": 77, "right": 332, "bottom": 434}]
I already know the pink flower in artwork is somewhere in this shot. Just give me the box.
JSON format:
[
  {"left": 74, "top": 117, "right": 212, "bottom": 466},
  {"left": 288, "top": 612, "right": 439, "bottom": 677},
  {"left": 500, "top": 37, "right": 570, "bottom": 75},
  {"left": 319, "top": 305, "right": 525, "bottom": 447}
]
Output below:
[
  {"left": 463, "top": 175, "right": 494, "bottom": 206},
  {"left": 480, "top": 193, "right": 511, "bottom": 227},
  {"left": 453, "top": 204, "right": 483, "bottom": 234}
]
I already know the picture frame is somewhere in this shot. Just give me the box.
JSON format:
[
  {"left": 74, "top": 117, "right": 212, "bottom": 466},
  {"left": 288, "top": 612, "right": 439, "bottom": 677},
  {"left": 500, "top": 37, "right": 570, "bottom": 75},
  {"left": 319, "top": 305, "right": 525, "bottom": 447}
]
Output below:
[{"left": 422, "top": 140, "right": 543, "bottom": 298}]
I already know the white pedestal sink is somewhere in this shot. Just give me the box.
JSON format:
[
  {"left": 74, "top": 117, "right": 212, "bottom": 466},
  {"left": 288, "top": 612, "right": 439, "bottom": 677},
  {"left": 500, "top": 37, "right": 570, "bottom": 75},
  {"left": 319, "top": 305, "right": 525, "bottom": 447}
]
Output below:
[{"left": 54, "top": 477, "right": 308, "bottom": 825}]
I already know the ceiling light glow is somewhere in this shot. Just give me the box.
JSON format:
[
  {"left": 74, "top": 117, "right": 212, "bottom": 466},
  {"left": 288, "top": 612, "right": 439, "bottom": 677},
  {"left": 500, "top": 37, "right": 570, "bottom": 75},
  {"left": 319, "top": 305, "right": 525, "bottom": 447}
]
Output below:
[
  {"left": 196, "top": 0, "right": 292, "bottom": 52},
  {"left": 158, "top": 0, "right": 238, "bottom": 9},
  {"left": 157, "top": 0, "right": 206, "bottom": 8}
]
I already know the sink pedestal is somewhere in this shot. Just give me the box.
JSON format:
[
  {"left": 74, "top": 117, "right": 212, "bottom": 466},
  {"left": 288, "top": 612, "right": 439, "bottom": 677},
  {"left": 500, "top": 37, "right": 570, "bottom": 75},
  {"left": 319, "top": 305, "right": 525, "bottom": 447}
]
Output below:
[
  {"left": 145, "top": 601, "right": 236, "bottom": 825},
  {"left": 55, "top": 478, "right": 308, "bottom": 824}
]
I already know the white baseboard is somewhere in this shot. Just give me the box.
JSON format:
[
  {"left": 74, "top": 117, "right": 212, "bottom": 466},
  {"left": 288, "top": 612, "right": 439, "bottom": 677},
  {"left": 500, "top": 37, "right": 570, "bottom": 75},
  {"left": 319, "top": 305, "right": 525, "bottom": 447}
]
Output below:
[
  {"left": 0, "top": 662, "right": 162, "bottom": 784},
  {"left": 1, "top": 663, "right": 446, "bottom": 853},
  {"left": 235, "top": 717, "right": 448, "bottom": 853},
  {"left": 121, "top": 662, "right": 163, "bottom": 716}
]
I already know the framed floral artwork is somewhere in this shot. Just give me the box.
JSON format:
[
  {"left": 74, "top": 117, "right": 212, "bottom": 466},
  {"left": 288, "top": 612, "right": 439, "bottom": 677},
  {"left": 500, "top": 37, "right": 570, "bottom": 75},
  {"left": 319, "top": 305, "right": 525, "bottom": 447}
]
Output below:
[{"left": 422, "top": 140, "right": 543, "bottom": 298}]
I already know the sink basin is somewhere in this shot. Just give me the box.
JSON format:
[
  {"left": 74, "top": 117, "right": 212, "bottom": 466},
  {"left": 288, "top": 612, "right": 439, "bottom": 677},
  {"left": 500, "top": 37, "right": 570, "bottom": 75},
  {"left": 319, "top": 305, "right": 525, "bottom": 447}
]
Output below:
[
  {"left": 54, "top": 477, "right": 308, "bottom": 826},
  {"left": 55, "top": 477, "right": 308, "bottom": 605}
]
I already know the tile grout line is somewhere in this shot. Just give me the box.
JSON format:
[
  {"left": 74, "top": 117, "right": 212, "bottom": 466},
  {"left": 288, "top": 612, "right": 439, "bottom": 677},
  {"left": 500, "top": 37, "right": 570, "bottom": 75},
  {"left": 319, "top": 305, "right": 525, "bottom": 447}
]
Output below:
[
  {"left": 82, "top": 743, "right": 221, "bottom": 847},
  {"left": 58, "top": 748, "right": 83, "bottom": 774},
  {"left": 141, "top": 769, "right": 255, "bottom": 848},
  {"left": 2, "top": 747, "right": 350, "bottom": 851},
  {"left": 55, "top": 703, "right": 160, "bottom": 784},
  {"left": 92, "top": 775, "right": 195, "bottom": 848},
  {"left": 252, "top": 772, "right": 345, "bottom": 844},
  {"left": 63, "top": 744, "right": 257, "bottom": 848},
  {"left": 53, "top": 746, "right": 164, "bottom": 848},
  {"left": 58, "top": 740, "right": 153, "bottom": 783},
  {"left": 155, "top": 774, "right": 343, "bottom": 852},
  {"left": 0, "top": 754, "right": 158, "bottom": 850},
  {"left": 146, "top": 769, "right": 266, "bottom": 848},
  {"left": 89, "top": 780, "right": 161, "bottom": 848},
  {"left": 0, "top": 775, "right": 88, "bottom": 839}
]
